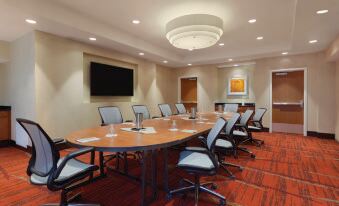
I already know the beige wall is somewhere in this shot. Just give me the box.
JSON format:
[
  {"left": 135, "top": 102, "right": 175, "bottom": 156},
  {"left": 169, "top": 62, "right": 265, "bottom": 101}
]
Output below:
[
  {"left": 336, "top": 62, "right": 339, "bottom": 141},
  {"left": 6, "top": 32, "right": 36, "bottom": 147},
  {"left": 0, "top": 40, "right": 10, "bottom": 63},
  {"left": 177, "top": 52, "right": 336, "bottom": 133},
  {"left": 175, "top": 65, "right": 218, "bottom": 112},
  {"left": 35, "top": 31, "right": 177, "bottom": 138},
  {"left": 217, "top": 65, "right": 256, "bottom": 103}
]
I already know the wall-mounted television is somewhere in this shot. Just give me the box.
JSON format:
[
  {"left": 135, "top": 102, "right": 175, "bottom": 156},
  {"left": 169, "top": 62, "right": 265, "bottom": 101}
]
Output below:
[{"left": 90, "top": 62, "right": 134, "bottom": 96}]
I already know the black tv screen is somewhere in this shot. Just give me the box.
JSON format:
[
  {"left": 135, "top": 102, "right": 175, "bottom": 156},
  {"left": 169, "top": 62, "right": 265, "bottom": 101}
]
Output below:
[{"left": 90, "top": 62, "right": 134, "bottom": 96}]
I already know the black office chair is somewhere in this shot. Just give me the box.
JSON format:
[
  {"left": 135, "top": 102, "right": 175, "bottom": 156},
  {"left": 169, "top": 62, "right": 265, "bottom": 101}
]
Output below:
[
  {"left": 168, "top": 118, "right": 227, "bottom": 206},
  {"left": 132, "top": 105, "right": 160, "bottom": 119},
  {"left": 175, "top": 103, "right": 187, "bottom": 114},
  {"left": 232, "top": 110, "right": 256, "bottom": 158},
  {"left": 17, "top": 118, "right": 99, "bottom": 206},
  {"left": 247, "top": 108, "right": 267, "bottom": 146},
  {"left": 224, "top": 103, "right": 238, "bottom": 113},
  {"left": 98, "top": 106, "right": 139, "bottom": 170},
  {"left": 214, "top": 113, "right": 244, "bottom": 178},
  {"left": 158, "top": 103, "right": 173, "bottom": 117}
]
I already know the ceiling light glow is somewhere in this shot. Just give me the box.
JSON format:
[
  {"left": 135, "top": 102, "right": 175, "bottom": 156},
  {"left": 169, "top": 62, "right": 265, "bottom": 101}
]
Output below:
[
  {"left": 256, "top": 36, "right": 263, "bottom": 40},
  {"left": 248, "top": 19, "right": 256, "bottom": 23},
  {"left": 163, "top": 60, "right": 168, "bottom": 63},
  {"left": 132, "top": 20, "right": 140, "bottom": 24},
  {"left": 309, "top": 40, "right": 318, "bottom": 44},
  {"left": 282, "top": 52, "right": 288, "bottom": 55},
  {"left": 187, "top": 63, "right": 192, "bottom": 66},
  {"left": 317, "top": 10, "right": 328, "bottom": 14},
  {"left": 89, "top": 37, "right": 96, "bottom": 41},
  {"left": 218, "top": 43, "right": 224, "bottom": 46},
  {"left": 228, "top": 58, "right": 233, "bottom": 61},
  {"left": 25, "top": 19, "right": 37, "bottom": 24},
  {"left": 166, "top": 14, "right": 223, "bottom": 50},
  {"left": 139, "top": 52, "right": 144, "bottom": 56},
  {"left": 234, "top": 64, "right": 239, "bottom": 67}
]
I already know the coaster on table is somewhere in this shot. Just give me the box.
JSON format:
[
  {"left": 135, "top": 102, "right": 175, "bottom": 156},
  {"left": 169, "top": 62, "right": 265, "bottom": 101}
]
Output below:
[
  {"left": 76, "top": 137, "right": 100, "bottom": 143},
  {"left": 169, "top": 128, "right": 179, "bottom": 132},
  {"left": 163, "top": 118, "right": 171, "bottom": 121},
  {"left": 181, "top": 129, "right": 197, "bottom": 133},
  {"left": 105, "top": 134, "right": 118, "bottom": 138},
  {"left": 206, "top": 122, "right": 215, "bottom": 125}
]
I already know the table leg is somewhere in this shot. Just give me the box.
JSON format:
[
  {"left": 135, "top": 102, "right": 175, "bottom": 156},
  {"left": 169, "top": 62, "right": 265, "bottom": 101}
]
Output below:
[
  {"left": 141, "top": 150, "right": 148, "bottom": 206},
  {"left": 163, "top": 148, "right": 169, "bottom": 194},
  {"left": 124, "top": 152, "right": 128, "bottom": 174},
  {"left": 99, "top": 151, "right": 105, "bottom": 176},
  {"left": 151, "top": 150, "right": 158, "bottom": 200}
]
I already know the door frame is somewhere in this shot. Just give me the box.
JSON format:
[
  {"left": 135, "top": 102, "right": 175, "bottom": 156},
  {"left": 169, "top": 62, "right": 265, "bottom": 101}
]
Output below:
[
  {"left": 178, "top": 76, "right": 198, "bottom": 107},
  {"left": 269, "top": 67, "right": 308, "bottom": 136}
]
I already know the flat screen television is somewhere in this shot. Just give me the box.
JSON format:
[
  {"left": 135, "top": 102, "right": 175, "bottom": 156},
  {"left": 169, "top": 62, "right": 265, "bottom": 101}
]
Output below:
[{"left": 90, "top": 62, "right": 134, "bottom": 96}]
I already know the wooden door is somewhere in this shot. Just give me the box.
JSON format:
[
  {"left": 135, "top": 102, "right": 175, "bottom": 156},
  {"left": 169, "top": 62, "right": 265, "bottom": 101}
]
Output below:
[
  {"left": 272, "top": 71, "right": 304, "bottom": 134},
  {"left": 180, "top": 78, "right": 197, "bottom": 112}
]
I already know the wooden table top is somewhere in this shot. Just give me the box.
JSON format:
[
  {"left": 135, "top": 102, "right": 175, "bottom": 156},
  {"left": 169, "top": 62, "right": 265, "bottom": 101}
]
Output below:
[{"left": 66, "top": 112, "right": 233, "bottom": 152}]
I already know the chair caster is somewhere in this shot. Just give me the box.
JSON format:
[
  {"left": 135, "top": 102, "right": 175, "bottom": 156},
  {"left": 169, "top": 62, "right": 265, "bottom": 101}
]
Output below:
[
  {"left": 211, "top": 183, "right": 217, "bottom": 190},
  {"left": 166, "top": 193, "right": 172, "bottom": 201},
  {"left": 251, "top": 154, "right": 256, "bottom": 159},
  {"left": 219, "top": 199, "right": 226, "bottom": 206},
  {"left": 239, "top": 166, "right": 244, "bottom": 171},
  {"left": 229, "top": 175, "right": 235, "bottom": 180}
]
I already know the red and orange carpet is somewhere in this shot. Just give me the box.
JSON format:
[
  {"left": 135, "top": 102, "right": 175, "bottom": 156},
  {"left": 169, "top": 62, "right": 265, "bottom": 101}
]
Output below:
[{"left": 0, "top": 132, "right": 338, "bottom": 206}]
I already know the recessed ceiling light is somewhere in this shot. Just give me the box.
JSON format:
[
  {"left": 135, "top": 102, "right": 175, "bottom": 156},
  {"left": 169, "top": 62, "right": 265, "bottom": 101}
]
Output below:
[
  {"left": 89, "top": 37, "right": 96, "bottom": 41},
  {"left": 163, "top": 60, "right": 168, "bottom": 63},
  {"left": 132, "top": 20, "right": 140, "bottom": 24},
  {"left": 317, "top": 10, "right": 328, "bottom": 14},
  {"left": 187, "top": 63, "right": 192, "bottom": 66},
  {"left": 256, "top": 36, "right": 263, "bottom": 40},
  {"left": 25, "top": 19, "right": 37, "bottom": 24},
  {"left": 218, "top": 43, "right": 224, "bottom": 46},
  {"left": 139, "top": 52, "right": 144, "bottom": 56},
  {"left": 188, "top": 48, "right": 194, "bottom": 51},
  {"left": 309, "top": 40, "right": 318, "bottom": 44},
  {"left": 248, "top": 19, "right": 256, "bottom": 23},
  {"left": 228, "top": 58, "right": 233, "bottom": 61},
  {"left": 234, "top": 64, "right": 239, "bottom": 67},
  {"left": 282, "top": 52, "right": 288, "bottom": 55}
]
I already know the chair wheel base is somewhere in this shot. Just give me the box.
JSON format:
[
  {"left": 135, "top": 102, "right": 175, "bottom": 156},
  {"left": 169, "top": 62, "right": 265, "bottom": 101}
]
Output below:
[
  {"left": 211, "top": 184, "right": 217, "bottom": 190},
  {"left": 251, "top": 154, "right": 256, "bottom": 159},
  {"left": 166, "top": 193, "right": 172, "bottom": 201},
  {"left": 219, "top": 199, "right": 226, "bottom": 206}
]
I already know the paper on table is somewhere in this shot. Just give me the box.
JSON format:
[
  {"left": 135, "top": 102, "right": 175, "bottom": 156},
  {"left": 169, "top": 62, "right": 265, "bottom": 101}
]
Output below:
[
  {"left": 76, "top": 137, "right": 100, "bottom": 143},
  {"left": 121, "top": 127, "right": 157, "bottom": 134},
  {"left": 181, "top": 129, "right": 197, "bottom": 133},
  {"left": 206, "top": 122, "right": 215, "bottom": 125}
]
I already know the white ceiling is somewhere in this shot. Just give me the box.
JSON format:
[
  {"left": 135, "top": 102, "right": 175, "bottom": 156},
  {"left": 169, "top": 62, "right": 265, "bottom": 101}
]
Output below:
[{"left": 0, "top": 0, "right": 338, "bottom": 67}]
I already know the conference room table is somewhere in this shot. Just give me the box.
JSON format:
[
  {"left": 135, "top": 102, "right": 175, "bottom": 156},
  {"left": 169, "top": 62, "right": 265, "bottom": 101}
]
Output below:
[{"left": 66, "top": 112, "right": 233, "bottom": 206}]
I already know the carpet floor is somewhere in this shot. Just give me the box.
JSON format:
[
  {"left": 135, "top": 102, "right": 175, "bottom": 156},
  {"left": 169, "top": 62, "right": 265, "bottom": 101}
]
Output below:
[{"left": 0, "top": 132, "right": 338, "bottom": 206}]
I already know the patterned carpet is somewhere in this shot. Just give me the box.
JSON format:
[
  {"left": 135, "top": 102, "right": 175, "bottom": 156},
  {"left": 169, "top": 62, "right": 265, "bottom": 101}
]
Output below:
[{"left": 0, "top": 132, "right": 338, "bottom": 206}]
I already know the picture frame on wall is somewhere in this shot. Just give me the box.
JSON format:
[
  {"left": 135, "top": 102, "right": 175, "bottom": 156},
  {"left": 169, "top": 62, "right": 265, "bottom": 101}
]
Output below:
[{"left": 228, "top": 76, "right": 248, "bottom": 96}]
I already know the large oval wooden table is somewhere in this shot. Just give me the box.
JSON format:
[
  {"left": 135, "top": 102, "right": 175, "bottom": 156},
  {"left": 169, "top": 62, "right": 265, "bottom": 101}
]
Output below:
[{"left": 66, "top": 112, "right": 233, "bottom": 206}]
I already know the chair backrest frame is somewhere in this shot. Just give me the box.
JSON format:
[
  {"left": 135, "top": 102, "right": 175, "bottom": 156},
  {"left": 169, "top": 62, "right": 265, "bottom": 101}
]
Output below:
[
  {"left": 132, "top": 105, "right": 151, "bottom": 119},
  {"left": 175, "top": 103, "right": 186, "bottom": 114},
  {"left": 224, "top": 103, "right": 239, "bottom": 113},
  {"left": 98, "top": 106, "right": 123, "bottom": 125},
  {"left": 158, "top": 104, "right": 173, "bottom": 117},
  {"left": 239, "top": 109, "right": 254, "bottom": 126},
  {"left": 16, "top": 118, "right": 59, "bottom": 178}
]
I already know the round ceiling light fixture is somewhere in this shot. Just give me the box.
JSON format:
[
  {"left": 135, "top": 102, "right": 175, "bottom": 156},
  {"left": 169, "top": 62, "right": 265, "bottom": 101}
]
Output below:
[{"left": 166, "top": 14, "right": 223, "bottom": 50}]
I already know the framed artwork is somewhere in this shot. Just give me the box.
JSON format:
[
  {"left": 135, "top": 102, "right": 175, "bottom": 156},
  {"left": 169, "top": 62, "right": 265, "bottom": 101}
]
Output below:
[{"left": 228, "top": 76, "right": 248, "bottom": 96}]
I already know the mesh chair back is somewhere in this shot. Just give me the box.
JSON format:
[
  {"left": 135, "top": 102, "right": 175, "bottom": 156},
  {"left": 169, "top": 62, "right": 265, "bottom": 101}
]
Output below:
[
  {"left": 158, "top": 104, "right": 173, "bottom": 116},
  {"left": 225, "top": 113, "right": 241, "bottom": 135},
  {"left": 17, "top": 119, "right": 59, "bottom": 177},
  {"left": 98, "top": 106, "right": 123, "bottom": 125},
  {"left": 175, "top": 103, "right": 186, "bottom": 114},
  {"left": 132, "top": 105, "right": 151, "bottom": 119},
  {"left": 240, "top": 110, "right": 254, "bottom": 125},
  {"left": 253, "top": 108, "right": 267, "bottom": 121},
  {"left": 224, "top": 104, "right": 238, "bottom": 113},
  {"left": 206, "top": 118, "right": 227, "bottom": 151}
]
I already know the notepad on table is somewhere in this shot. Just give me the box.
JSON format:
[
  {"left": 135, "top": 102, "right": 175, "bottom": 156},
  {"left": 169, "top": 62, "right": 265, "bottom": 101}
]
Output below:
[
  {"left": 181, "top": 129, "right": 197, "bottom": 133},
  {"left": 121, "top": 127, "right": 157, "bottom": 134},
  {"left": 76, "top": 137, "right": 100, "bottom": 143}
]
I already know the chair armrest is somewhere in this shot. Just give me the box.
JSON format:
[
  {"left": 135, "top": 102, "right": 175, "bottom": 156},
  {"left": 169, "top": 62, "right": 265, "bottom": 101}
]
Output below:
[
  {"left": 197, "top": 136, "right": 207, "bottom": 146},
  {"left": 184, "top": 147, "right": 207, "bottom": 152},
  {"left": 53, "top": 147, "right": 95, "bottom": 179},
  {"left": 53, "top": 138, "right": 65, "bottom": 144}
]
